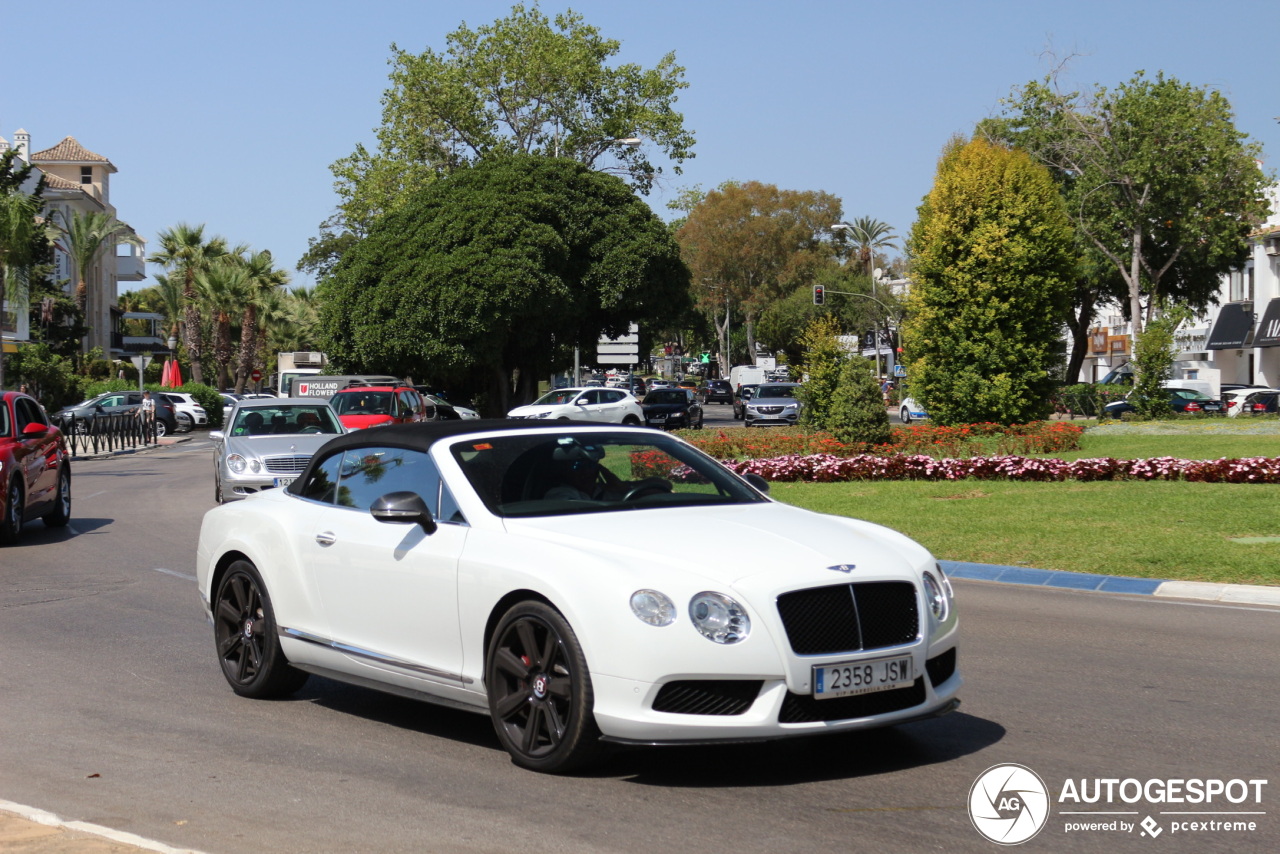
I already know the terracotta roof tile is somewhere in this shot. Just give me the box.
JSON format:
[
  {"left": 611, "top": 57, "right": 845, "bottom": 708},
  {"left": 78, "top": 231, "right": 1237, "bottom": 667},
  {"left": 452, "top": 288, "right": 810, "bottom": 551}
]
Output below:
[
  {"left": 39, "top": 171, "right": 81, "bottom": 190},
  {"left": 30, "top": 136, "right": 110, "bottom": 164}
]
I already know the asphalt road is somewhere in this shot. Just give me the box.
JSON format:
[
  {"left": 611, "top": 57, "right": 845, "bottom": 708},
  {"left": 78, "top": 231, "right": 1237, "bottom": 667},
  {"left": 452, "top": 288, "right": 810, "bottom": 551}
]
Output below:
[{"left": 1, "top": 438, "right": 1277, "bottom": 853}]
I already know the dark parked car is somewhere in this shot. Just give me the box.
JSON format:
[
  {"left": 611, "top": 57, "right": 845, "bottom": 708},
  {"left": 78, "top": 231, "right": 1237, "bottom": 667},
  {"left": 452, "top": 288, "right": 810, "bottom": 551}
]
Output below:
[
  {"left": 55, "top": 390, "right": 179, "bottom": 437},
  {"left": 1, "top": 389, "right": 71, "bottom": 544},
  {"left": 628, "top": 376, "right": 648, "bottom": 398},
  {"left": 1104, "top": 388, "right": 1224, "bottom": 418},
  {"left": 732, "top": 384, "right": 760, "bottom": 420},
  {"left": 700, "top": 379, "right": 734, "bottom": 405},
  {"left": 641, "top": 388, "right": 704, "bottom": 430}
]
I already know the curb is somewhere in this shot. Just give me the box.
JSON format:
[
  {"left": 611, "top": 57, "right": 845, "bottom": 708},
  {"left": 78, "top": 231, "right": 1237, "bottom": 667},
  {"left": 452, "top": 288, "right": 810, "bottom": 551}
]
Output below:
[
  {"left": 941, "top": 560, "right": 1280, "bottom": 608},
  {"left": 0, "top": 800, "right": 207, "bottom": 854}
]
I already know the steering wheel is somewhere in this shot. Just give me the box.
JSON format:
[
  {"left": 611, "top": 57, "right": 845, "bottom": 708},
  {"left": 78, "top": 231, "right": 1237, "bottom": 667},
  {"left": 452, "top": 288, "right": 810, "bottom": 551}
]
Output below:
[
  {"left": 299, "top": 426, "right": 322, "bottom": 434},
  {"left": 622, "top": 477, "right": 674, "bottom": 502}
]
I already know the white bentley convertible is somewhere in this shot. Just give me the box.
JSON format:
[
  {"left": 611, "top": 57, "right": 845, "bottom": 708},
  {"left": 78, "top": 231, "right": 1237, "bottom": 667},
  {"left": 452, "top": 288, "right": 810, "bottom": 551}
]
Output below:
[{"left": 195, "top": 421, "right": 960, "bottom": 772}]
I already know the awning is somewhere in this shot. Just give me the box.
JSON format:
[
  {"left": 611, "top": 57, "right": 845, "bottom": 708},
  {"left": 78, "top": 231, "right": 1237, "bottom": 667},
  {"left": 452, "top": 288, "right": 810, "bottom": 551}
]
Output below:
[
  {"left": 1252, "top": 298, "right": 1280, "bottom": 348},
  {"left": 1206, "top": 303, "right": 1255, "bottom": 350}
]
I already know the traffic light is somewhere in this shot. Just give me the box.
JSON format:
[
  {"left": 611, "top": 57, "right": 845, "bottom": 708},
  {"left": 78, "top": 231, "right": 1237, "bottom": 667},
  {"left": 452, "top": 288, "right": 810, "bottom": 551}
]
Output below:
[{"left": 813, "top": 285, "right": 824, "bottom": 305}]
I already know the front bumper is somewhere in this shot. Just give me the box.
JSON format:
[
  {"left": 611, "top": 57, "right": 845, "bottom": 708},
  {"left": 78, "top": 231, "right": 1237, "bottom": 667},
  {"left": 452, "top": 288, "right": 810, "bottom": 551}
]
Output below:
[{"left": 591, "top": 643, "right": 960, "bottom": 744}]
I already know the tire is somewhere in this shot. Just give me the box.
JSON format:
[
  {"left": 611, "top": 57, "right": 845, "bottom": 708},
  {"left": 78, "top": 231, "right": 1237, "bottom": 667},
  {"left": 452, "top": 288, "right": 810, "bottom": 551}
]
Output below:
[
  {"left": 0, "top": 478, "right": 22, "bottom": 545},
  {"left": 485, "top": 601, "right": 604, "bottom": 773},
  {"left": 212, "top": 560, "right": 308, "bottom": 699},
  {"left": 622, "top": 415, "right": 640, "bottom": 426},
  {"left": 214, "top": 473, "right": 224, "bottom": 504},
  {"left": 154, "top": 419, "right": 170, "bottom": 439},
  {"left": 899, "top": 407, "right": 912, "bottom": 425},
  {"left": 42, "top": 466, "right": 71, "bottom": 528}
]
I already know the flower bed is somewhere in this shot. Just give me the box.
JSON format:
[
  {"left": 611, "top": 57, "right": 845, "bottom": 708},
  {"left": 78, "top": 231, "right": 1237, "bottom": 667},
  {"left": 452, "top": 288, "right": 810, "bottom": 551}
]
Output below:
[
  {"left": 720, "top": 453, "right": 1280, "bottom": 485},
  {"left": 681, "top": 421, "right": 1085, "bottom": 460}
]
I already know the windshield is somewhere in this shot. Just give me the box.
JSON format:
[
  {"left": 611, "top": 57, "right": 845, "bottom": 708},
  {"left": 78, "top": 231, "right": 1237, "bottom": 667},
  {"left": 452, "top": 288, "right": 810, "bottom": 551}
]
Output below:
[
  {"left": 231, "top": 405, "right": 343, "bottom": 436},
  {"left": 451, "top": 431, "right": 767, "bottom": 518},
  {"left": 755, "top": 385, "right": 799, "bottom": 399},
  {"left": 331, "top": 390, "right": 394, "bottom": 415},
  {"left": 644, "top": 390, "right": 688, "bottom": 405},
  {"left": 532, "top": 389, "right": 581, "bottom": 406}
]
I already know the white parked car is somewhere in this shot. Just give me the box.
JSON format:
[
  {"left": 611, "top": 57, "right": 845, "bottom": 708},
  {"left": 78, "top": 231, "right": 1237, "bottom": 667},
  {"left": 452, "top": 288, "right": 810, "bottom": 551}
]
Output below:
[
  {"left": 194, "top": 422, "right": 961, "bottom": 772},
  {"left": 507, "top": 387, "right": 644, "bottom": 425},
  {"left": 1222, "top": 387, "right": 1280, "bottom": 417},
  {"left": 899, "top": 397, "right": 928, "bottom": 424},
  {"left": 160, "top": 392, "right": 207, "bottom": 432}
]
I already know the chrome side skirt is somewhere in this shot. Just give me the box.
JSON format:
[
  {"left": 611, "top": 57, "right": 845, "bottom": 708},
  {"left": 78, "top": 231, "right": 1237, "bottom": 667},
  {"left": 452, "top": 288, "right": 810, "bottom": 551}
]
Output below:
[{"left": 279, "top": 626, "right": 474, "bottom": 685}]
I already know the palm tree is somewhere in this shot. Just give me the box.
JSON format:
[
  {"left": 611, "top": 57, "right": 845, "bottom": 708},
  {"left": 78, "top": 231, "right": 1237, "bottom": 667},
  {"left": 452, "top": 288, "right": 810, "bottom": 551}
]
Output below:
[
  {"left": 264, "top": 286, "right": 320, "bottom": 354},
  {"left": 54, "top": 209, "right": 142, "bottom": 351},
  {"left": 152, "top": 272, "right": 184, "bottom": 346},
  {"left": 845, "top": 216, "right": 897, "bottom": 279},
  {"left": 195, "top": 258, "right": 251, "bottom": 391},
  {"left": 149, "top": 224, "right": 228, "bottom": 385},
  {"left": 0, "top": 176, "right": 48, "bottom": 389},
  {"left": 232, "top": 249, "right": 290, "bottom": 393}
]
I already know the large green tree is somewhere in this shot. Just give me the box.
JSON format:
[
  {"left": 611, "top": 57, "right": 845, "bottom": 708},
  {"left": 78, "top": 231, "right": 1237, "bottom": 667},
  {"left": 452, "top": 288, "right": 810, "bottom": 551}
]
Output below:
[
  {"left": 316, "top": 154, "right": 691, "bottom": 413},
  {"left": 991, "top": 71, "right": 1269, "bottom": 347},
  {"left": 903, "top": 137, "right": 1074, "bottom": 425},
  {"left": 303, "top": 3, "right": 694, "bottom": 279},
  {"left": 676, "top": 181, "right": 842, "bottom": 377},
  {"left": 1, "top": 150, "right": 52, "bottom": 390}
]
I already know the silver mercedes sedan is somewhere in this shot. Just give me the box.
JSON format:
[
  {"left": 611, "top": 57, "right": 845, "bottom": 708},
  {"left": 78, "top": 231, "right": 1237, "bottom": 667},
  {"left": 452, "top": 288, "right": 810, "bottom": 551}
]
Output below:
[{"left": 211, "top": 398, "right": 345, "bottom": 503}]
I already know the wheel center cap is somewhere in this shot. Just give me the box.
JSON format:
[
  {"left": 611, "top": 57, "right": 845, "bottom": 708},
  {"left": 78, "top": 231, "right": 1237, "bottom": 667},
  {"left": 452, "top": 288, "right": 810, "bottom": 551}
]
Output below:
[
  {"left": 532, "top": 674, "right": 548, "bottom": 699},
  {"left": 242, "top": 619, "right": 254, "bottom": 639}
]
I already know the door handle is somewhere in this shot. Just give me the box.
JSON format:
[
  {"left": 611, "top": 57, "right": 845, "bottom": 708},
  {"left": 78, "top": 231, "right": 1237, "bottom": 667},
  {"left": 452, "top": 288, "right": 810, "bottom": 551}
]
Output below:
[{"left": 315, "top": 531, "right": 336, "bottom": 546}]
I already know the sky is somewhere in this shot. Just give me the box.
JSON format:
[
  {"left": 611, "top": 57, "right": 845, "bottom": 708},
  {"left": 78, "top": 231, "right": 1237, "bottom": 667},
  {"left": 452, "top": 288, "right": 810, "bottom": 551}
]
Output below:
[{"left": 4, "top": 0, "right": 1277, "bottom": 293}]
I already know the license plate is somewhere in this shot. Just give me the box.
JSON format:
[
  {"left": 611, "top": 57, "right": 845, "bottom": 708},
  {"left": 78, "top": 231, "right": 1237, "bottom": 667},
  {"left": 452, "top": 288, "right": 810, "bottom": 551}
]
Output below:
[
  {"left": 813, "top": 654, "right": 913, "bottom": 699},
  {"left": 273, "top": 476, "right": 296, "bottom": 488}
]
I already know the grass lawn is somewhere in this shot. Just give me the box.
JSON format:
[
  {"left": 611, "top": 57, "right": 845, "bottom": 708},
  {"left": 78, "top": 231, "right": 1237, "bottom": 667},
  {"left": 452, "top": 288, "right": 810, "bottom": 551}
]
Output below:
[{"left": 770, "top": 421, "right": 1280, "bottom": 587}]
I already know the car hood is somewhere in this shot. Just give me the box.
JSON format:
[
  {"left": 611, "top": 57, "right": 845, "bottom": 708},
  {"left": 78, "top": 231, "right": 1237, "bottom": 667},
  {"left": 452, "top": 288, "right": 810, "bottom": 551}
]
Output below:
[
  {"left": 222, "top": 434, "right": 336, "bottom": 456},
  {"left": 504, "top": 502, "right": 930, "bottom": 588},
  {"left": 641, "top": 402, "right": 690, "bottom": 413},
  {"left": 749, "top": 396, "right": 801, "bottom": 406},
  {"left": 507, "top": 404, "right": 567, "bottom": 417},
  {"left": 339, "top": 414, "right": 396, "bottom": 430}
]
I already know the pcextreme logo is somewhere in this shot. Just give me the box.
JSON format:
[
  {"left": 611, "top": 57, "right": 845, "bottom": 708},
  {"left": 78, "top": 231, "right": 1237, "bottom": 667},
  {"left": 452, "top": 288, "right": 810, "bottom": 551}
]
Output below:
[{"left": 969, "top": 764, "right": 1051, "bottom": 845}]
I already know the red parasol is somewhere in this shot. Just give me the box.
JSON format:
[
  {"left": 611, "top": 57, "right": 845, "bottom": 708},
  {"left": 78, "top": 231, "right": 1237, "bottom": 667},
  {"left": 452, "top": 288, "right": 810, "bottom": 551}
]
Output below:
[{"left": 169, "top": 359, "right": 182, "bottom": 388}]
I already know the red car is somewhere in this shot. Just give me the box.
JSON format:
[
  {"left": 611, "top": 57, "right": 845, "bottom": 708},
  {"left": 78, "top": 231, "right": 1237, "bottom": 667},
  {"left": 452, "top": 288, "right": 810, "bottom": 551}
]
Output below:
[
  {"left": 329, "top": 385, "right": 433, "bottom": 431},
  {"left": 1, "top": 389, "right": 71, "bottom": 544}
]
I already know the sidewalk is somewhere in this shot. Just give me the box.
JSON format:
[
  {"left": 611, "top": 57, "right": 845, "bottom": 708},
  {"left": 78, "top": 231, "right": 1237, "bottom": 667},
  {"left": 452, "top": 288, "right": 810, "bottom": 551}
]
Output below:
[
  {"left": 0, "top": 802, "right": 205, "bottom": 854},
  {"left": 70, "top": 432, "right": 194, "bottom": 461}
]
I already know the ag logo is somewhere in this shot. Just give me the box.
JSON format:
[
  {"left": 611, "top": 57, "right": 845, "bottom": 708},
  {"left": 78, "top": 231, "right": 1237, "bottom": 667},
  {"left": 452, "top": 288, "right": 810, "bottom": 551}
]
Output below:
[{"left": 968, "top": 763, "right": 1050, "bottom": 845}]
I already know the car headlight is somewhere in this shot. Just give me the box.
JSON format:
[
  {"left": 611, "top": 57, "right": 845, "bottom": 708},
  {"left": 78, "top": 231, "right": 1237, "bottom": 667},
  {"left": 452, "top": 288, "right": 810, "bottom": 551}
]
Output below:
[
  {"left": 630, "top": 590, "right": 676, "bottom": 627},
  {"left": 689, "top": 592, "right": 750, "bottom": 643},
  {"left": 535, "top": 411, "right": 553, "bottom": 419},
  {"left": 936, "top": 561, "right": 954, "bottom": 598},
  {"left": 783, "top": 404, "right": 797, "bottom": 412},
  {"left": 227, "top": 454, "right": 247, "bottom": 474},
  {"left": 922, "top": 572, "right": 947, "bottom": 621}
]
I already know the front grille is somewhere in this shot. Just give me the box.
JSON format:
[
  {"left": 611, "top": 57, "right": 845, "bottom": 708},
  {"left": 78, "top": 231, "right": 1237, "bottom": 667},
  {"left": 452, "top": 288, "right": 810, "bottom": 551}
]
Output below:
[
  {"left": 756, "top": 406, "right": 783, "bottom": 414},
  {"left": 264, "top": 455, "right": 311, "bottom": 474},
  {"left": 652, "top": 680, "right": 762, "bottom": 715},
  {"left": 926, "top": 648, "right": 957, "bottom": 688},
  {"left": 777, "top": 581, "right": 918, "bottom": 655},
  {"left": 779, "top": 678, "right": 926, "bottom": 723}
]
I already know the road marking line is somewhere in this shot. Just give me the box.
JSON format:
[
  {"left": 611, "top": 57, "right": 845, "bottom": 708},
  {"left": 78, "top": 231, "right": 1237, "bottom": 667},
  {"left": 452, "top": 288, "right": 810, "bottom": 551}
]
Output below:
[{"left": 153, "top": 567, "right": 195, "bottom": 581}]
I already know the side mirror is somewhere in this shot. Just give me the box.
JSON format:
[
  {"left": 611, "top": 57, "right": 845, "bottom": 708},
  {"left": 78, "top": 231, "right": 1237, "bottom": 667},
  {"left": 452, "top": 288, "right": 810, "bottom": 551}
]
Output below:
[
  {"left": 370, "top": 491, "right": 437, "bottom": 534},
  {"left": 743, "top": 473, "right": 770, "bottom": 495},
  {"left": 209, "top": 431, "right": 224, "bottom": 441},
  {"left": 22, "top": 422, "right": 49, "bottom": 438},
  {"left": 576, "top": 398, "right": 588, "bottom": 405}
]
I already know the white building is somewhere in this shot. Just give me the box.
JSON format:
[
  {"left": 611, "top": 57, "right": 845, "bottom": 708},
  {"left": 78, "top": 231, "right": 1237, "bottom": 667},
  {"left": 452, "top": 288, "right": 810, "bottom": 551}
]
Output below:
[{"left": 1, "top": 128, "right": 145, "bottom": 357}]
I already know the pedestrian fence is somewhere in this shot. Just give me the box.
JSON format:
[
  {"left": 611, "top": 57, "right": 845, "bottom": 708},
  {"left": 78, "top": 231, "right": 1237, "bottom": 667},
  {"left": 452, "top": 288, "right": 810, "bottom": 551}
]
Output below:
[{"left": 57, "top": 412, "right": 160, "bottom": 457}]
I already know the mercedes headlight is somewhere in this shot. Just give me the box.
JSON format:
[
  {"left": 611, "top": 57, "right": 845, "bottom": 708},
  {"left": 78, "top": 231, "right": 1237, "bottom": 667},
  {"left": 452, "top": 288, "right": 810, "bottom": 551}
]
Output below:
[
  {"left": 922, "top": 572, "right": 947, "bottom": 621},
  {"left": 630, "top": 590, "right": 676, "bottom": 627},
  {"left": 689, "top": 592, "right": 750, "bottom": 643},
  {"left": 227, "top": 454, "right": 247, "bottom": 474}
]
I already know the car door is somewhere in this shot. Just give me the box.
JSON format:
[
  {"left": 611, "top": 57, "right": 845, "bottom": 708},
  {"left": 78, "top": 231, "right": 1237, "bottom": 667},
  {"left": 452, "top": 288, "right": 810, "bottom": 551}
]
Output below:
[
  {"left": 573, "top": 389, "right": 603, "bottom": 420},
  {"left": 297, "top": 444, "right": 468, "bottom": 686},
  {"left": 12, "top": 397, "right": 59, "bottom": 514}
]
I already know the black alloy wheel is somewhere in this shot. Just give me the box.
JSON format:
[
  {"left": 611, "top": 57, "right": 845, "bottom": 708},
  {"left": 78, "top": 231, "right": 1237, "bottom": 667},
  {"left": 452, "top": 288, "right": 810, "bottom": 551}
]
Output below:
[
  {"left": 42, "top": 466, "right": 71, "bottom": 528},
  {"left": 0, "top": 478, "right": 22, "bottom": 544},
  {"left": 213, "top": 560, "right": 308, "bottom": 699},
  {"left": 485, "top": 602, "right": 604, "bottom": 773}
]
